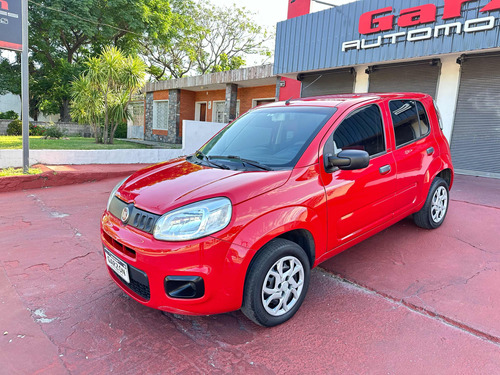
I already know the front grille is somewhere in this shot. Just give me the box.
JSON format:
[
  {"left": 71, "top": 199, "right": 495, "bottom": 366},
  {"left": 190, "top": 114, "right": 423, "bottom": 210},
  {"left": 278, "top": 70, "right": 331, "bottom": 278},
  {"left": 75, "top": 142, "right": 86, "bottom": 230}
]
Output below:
[
  {"left": 109, "top": 196, "right": 160, "bottom": 234},
  {"left": 133, "top": 212, "right": 156, "bottom": 232},
  {"left": 111, "top": 263, "right": 151, "bottom": 301}
]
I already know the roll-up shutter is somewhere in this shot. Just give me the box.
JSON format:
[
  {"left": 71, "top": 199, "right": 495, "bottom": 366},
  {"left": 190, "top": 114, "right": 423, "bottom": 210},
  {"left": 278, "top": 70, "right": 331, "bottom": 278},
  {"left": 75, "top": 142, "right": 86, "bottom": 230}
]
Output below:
[
  {"left": 368, "top": 61, "right": 440, "bottom": 98},
  {"left": 300, "top": 69, "right": 355, "bottom": 97},
  {"left": 451, "top": 54, "right": 500, "bottom": 177}
]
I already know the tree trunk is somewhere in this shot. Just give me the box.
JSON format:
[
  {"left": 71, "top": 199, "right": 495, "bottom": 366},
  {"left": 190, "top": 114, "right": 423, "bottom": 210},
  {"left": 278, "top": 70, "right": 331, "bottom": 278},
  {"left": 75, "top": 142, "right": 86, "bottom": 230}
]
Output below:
[{"left": 59, "top": 99, "right": 72, "bottom": 122}]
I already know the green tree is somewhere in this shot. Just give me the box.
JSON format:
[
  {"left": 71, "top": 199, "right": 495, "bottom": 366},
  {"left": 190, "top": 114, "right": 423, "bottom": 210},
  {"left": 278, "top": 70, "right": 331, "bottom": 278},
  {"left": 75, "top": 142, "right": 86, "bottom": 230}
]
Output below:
[
  {"left": 143, "top": 0, "right": 273, "bottom": 80},
  {"left": 71, "top": 47, "right": 146, "bottom": 144},
  {"left": 193, "top": 3, "right": 273, "bottom": 75},
  {"left": 25, "top": 0, "right": 171, "bottom": 121}
]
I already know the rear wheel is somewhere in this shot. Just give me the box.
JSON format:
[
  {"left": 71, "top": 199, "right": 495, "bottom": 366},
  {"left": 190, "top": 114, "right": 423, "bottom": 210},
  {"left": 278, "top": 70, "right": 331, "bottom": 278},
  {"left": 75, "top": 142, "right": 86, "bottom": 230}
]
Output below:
[
  {"left": 241, "top": 238, "right": 310, "bottom": 327},
  {"left": 413, "top": 177, "right": 450, "bottom": 229}
]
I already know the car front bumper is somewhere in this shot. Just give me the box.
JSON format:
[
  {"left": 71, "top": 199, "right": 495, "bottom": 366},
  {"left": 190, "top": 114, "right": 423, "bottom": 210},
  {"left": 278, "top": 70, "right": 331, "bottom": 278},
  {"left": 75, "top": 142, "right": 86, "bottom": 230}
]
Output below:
[{"left": 100, "top": 211, "right": 246, "bottom": 315}]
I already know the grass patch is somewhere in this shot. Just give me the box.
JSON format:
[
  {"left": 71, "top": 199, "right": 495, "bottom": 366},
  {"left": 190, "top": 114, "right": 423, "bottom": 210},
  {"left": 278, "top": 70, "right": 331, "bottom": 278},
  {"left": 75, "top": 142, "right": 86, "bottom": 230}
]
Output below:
[
  {"left": 0, "top": 167, "right": 43, "bottom": 177},
  {"left": 0, "top": 136, "right": 154, "bottom": 150}
]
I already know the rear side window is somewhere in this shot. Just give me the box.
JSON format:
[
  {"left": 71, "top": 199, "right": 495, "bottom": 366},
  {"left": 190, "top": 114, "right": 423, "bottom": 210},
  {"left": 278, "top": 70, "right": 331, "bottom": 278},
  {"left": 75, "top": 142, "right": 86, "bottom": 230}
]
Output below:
[
  {"left": 332, "top": 104, "right": 386, "bottom": 157},
  {"left": 389, "top": 100, "right": 430, "bottom": 147}
]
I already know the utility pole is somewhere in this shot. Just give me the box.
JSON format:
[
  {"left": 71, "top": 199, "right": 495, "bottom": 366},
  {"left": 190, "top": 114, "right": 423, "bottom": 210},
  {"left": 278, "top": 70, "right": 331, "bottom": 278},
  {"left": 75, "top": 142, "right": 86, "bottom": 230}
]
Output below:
[{"left": 21, "top": 0, "right": 29, "bottom": 173}]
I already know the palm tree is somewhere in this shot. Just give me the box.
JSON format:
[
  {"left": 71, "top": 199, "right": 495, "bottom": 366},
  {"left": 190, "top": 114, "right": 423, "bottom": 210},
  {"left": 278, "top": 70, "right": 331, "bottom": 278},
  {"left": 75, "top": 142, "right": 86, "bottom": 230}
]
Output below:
[{"left": 71, "top": 47, "right": 146, "bottom": 144}]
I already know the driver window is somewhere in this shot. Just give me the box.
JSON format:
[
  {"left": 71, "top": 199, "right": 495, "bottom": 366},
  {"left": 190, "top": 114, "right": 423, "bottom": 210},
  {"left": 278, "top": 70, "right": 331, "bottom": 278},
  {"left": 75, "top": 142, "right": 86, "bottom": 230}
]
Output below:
[{"left": 332, "top": 104, "right": 386, "bottom": 157}]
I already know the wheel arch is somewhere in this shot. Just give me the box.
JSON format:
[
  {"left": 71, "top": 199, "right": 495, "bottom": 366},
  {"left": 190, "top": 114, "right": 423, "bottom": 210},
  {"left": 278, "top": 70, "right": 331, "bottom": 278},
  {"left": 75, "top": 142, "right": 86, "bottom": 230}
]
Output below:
[
  {"left": 437, "top": 168, "right": 453, "bottom": 189},
  {"left": 220, "top": 206, "right": 322, "bottom": 310}
]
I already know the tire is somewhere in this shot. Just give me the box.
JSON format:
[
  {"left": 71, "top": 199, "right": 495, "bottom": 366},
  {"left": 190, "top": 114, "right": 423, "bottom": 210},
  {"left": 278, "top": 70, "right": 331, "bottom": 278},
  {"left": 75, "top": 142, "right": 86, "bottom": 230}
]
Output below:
[
  {"left": 413, "top": 177, "right": 450, "bottom": 229},
  {"left": 241, "top": 238, "right": 311, "bottom": 327}
]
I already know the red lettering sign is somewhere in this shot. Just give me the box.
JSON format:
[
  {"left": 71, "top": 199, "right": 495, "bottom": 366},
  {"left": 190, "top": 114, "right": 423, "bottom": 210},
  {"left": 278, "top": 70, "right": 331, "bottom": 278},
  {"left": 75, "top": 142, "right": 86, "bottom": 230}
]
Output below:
[
  {"left": 398, "top": 4, "right": 437, "bottom": 27},
  {"left": 481, "top": 0, "right": 500, "bottom": 12},
  {"left": 359, "top": 7, "right": 394, "bottom": 35},
  {"left": 0, "top": 0, "right": 9, "bottom": 11},
  {"left": 443, "top": 0, "right": 500, "bottom": 20}
]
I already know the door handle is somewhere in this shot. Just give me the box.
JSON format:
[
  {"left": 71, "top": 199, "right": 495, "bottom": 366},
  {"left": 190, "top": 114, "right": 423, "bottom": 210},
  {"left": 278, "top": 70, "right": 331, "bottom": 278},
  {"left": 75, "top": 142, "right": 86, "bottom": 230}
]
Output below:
[
  {"left": 379, "top": 165, "right": 391, "bottom": 175},
  {"left": 427, "top": 147, "right": 435, "bottom": 155}
]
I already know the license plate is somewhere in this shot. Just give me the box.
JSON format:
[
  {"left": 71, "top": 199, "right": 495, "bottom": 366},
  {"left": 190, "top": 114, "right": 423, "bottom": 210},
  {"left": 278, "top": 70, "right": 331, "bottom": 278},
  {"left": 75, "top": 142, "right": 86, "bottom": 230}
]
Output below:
[{"left": 104, "top": 247, "right": 130, "bottom": 283}]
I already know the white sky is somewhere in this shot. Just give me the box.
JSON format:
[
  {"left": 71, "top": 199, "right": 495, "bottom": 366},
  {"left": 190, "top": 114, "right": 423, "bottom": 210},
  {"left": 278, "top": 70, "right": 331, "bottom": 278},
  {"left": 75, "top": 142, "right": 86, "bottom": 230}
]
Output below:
[
  {"left": 207, "top": 0, "right": 359, "bottom": 65},
  {"left": 1, "top": 1, "right": 359, "bottom": 66},
  {"left": 207, "top": 0, "right": 359, "bottom": 28}
]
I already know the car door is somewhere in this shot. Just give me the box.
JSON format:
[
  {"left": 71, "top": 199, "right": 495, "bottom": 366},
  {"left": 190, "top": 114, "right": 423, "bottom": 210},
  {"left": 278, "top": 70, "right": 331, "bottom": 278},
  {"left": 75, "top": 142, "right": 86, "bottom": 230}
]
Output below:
[
  {"left": 388, "top": 99, "right": 436, "bottom": 216},
  {"left": 319, "top": 103, "right": 397, "bottom": 253}
]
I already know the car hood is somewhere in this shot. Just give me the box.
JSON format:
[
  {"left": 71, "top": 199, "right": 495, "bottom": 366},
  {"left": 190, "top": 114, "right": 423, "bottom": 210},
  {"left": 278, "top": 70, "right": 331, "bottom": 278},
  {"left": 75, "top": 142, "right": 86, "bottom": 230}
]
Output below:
[{"left": 116, "top": 158, "right": 292, "bottom": 214}]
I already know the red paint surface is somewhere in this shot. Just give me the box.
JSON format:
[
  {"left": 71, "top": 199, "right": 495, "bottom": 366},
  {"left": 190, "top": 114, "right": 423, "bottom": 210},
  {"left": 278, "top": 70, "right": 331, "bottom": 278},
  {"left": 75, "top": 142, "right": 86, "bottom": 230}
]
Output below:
[
  {"left": 359, "top": 7, "right": 395, "bottom": 34},
  {"left": 0, "top": 40, "right": 22, "bottom": 52},
  {"left": 398, "top": 4, "right": 437, "bottom": 28},
  {"left": 102, "top": 93, "right": 453, "bottom": 316},
  {"left": 0, "top": 164, "right": 150, "bottom": 193},
  {"left": 287, "top": 0, "right": 311, "bottom": 19},
  {"left": 278, "top": 77, "right": 301, "bottom": 101},
  {"left": 1, "top": 175, "right": 499, "bottom": 373}
]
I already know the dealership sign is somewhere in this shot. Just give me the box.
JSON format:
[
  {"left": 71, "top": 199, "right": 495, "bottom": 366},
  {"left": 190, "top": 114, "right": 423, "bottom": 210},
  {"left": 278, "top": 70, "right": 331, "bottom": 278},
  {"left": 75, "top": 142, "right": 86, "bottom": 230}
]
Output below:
[
  {"left": 343, "top": 0, "right": 500, "bottom": 52},
  {"left": 274, "top": 0, "right": 500, "bottom": 74},
  {"left": 0, "top": 0, "right": 22, "bottom": 51}
]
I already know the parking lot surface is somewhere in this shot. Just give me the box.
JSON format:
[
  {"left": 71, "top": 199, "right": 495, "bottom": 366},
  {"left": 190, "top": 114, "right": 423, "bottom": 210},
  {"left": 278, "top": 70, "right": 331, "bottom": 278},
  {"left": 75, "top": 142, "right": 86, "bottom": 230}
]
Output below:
[{"left": 1, "top": 172, "right": 499, "bottom": 374}]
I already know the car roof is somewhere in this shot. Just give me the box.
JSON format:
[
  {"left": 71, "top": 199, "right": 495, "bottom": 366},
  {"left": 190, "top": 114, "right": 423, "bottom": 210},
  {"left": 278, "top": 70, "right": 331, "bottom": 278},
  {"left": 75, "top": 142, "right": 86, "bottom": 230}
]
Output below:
[{"left": 258, "top": 93, "right": 431, "bottom": 110}]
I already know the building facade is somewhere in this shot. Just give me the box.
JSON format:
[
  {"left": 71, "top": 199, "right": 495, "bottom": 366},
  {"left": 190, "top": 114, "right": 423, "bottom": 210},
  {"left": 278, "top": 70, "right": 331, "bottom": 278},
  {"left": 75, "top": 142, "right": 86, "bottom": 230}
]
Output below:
[
  {"left": 142, "top": 65, "right": 277, "bottom": 144},
  {"left": 275, "top": 0, "right": 500, "bottom": 178}
]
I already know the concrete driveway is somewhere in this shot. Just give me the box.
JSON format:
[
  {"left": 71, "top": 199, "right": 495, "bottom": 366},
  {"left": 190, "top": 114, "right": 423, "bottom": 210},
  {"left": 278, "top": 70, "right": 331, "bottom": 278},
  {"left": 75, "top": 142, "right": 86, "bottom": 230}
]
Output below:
[{"left": 1, "top": 173, "right": 499, "bottom": 374}]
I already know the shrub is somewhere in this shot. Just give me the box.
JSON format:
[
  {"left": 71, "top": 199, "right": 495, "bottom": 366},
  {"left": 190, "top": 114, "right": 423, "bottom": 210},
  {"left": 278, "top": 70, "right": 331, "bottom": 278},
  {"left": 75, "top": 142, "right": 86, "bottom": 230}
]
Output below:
[
  {"left": 43, "top": 125, "right": 66, "bottom": 139},
  {"left": 114, "top": 122, "right": 128, "bottom": 139},
  {"left": 29, "top": 123, "right": 46, "bottom": 136},
  {"left": 0, "top": 110, "right": 19, "bottom": 120},
  {"left": 6, "top": 119, "right": 22, "bottom": 135}
]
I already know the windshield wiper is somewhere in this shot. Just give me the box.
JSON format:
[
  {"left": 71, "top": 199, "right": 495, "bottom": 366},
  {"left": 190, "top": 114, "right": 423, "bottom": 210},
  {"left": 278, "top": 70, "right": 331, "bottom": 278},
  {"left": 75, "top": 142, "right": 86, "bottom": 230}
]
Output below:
[
  {"left": 214, "top": 155, "right": 273, "bottom": 171},
  {"left": 195, "top": 151, "right": 230, "bottom": 170}
]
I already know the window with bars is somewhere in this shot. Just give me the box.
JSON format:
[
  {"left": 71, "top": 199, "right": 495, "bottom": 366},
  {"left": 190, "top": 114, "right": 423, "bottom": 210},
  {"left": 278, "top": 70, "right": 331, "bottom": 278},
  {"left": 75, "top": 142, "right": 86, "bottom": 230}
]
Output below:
[
  {"left": 129, "top": 102, "right": 145, "bottom": 127},
  {"left": 153, "top": 100, "right": 169, "bottom": 130},
  {"left": 213, "top": 101, "right": 240, "bottom": 123}
]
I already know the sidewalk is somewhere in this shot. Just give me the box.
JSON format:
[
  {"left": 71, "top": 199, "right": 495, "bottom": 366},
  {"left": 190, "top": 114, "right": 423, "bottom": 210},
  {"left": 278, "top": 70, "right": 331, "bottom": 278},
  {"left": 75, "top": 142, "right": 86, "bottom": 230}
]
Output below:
[
  {"left": 0, "top": 172, "right": 499, "bottom": 373},
  {"left": 0, "top": 164, "right": 151, "bottom": 193}
]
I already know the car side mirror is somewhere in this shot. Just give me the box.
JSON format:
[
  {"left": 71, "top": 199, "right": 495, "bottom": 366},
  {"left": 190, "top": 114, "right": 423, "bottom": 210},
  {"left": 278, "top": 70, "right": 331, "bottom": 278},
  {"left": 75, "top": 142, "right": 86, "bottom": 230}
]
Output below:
[{"left": 327, "top": 150, "right": 370, "bottom": 171}]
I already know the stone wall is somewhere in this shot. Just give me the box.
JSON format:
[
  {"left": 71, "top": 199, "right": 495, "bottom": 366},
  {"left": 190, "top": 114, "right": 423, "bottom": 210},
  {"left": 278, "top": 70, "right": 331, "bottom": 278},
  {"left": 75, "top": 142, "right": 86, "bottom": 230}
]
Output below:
[
  {"left": 144, "top": 91, "right": 182, "bottom": 144},
  {"left": 0, "top": 120, "right": 92, "bottom": 136}
]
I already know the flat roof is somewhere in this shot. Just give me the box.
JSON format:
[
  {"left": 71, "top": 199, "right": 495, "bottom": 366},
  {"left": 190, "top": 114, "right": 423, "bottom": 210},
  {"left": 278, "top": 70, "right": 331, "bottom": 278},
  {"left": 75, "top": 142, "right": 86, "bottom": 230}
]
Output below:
[{"left": 145, "top": 64, "right": 276, "bottom": 93}]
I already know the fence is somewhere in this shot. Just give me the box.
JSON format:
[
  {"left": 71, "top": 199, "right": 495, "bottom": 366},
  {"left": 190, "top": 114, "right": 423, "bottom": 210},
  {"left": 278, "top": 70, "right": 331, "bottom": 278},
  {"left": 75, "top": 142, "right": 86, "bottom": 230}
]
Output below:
[{"left": 0, "top": 120, "right": 92, "bottom": 137}]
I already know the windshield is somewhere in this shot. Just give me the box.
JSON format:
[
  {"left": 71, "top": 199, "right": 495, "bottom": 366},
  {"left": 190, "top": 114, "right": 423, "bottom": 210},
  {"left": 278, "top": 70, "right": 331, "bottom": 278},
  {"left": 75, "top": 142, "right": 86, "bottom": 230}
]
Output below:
[{"left": 198, "top": 106, "right": 337, "bottom": 170}]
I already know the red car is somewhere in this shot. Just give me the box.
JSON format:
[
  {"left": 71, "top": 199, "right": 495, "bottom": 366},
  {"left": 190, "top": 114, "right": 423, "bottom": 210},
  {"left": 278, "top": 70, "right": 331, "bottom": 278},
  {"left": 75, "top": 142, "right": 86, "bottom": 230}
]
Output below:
[{"left": 101, "top": 93, "right": 453, "bottom": 327}]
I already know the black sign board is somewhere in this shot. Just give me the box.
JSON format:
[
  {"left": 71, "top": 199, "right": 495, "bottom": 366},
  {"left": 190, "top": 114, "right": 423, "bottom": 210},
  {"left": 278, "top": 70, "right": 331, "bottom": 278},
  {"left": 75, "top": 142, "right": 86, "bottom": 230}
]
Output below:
[{"left": 0, "top": 0, "right": 22, "bottom": 51}]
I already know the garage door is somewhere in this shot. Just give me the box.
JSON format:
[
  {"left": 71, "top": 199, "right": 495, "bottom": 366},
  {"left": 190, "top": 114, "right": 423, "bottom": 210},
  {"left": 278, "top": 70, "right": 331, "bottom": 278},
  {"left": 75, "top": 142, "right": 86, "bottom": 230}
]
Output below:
[
  {"left": 300, "top": 69, "right": 355, "bottom": 97},
  {"left": 451, "top": 54, "right": 500, "bottom": 177},
  {"left": 368, "top": 60, "right": 440, "bottom": 98}
]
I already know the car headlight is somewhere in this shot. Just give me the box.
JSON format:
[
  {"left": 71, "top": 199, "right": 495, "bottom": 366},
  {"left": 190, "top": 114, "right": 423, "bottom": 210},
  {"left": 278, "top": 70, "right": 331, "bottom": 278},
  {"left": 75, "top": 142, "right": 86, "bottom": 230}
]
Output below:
[
  {"left": 153, "top": 197, "right": 232, "bottom": 241},
  {"left": 106, "top": 177, "right": 129, "bottom": 211}
]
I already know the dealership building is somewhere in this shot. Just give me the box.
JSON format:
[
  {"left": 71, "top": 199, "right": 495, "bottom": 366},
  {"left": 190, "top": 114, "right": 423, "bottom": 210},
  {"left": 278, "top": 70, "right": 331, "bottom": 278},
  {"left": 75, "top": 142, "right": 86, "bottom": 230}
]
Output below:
[{"left": 275, "top": 0, "right": 500, "bottom": 178}]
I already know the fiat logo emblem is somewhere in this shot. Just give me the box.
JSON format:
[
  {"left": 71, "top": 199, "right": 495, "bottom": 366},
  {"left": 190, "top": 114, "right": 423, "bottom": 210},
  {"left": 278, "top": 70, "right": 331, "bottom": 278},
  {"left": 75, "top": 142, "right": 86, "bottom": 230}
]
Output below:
[{"left": 121, "top": 207, "right": 130, "bottom": 223}]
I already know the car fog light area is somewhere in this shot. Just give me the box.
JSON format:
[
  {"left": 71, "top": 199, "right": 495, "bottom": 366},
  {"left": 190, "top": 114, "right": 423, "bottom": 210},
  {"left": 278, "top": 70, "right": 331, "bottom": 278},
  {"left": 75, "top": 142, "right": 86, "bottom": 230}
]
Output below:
[{"left": 153, "top": 197, "right": 232, "bottom": 241}]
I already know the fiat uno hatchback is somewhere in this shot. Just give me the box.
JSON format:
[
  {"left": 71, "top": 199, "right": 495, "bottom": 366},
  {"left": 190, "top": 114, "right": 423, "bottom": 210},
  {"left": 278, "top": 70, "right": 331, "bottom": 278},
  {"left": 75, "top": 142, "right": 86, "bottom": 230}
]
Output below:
[{"left": 101, "top": 93, "right": 453, "bottom": 327}]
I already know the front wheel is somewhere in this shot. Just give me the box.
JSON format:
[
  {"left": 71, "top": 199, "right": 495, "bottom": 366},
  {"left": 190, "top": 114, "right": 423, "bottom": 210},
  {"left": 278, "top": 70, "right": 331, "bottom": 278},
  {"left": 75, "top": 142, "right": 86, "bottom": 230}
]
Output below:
[
  {"left": 241, "top": 238, "right": 310, "bottom": 327},
  {"left": 413, "top": 177, "right": 450, "bottom": 229}
]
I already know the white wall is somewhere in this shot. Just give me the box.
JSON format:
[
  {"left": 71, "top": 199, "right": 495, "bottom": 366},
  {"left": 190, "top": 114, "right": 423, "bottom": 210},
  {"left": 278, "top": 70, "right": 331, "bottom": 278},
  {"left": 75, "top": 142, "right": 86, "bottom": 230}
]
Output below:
[
  {"left": 0, "top": 149, "right": 185, "bottom": 169},
  {"left": 182, "top": 120, "right": 227, "bottom": 155},
  {"left": 434, "top": 54, "right": 462, "bottom": 142},
  {"left": 0, "top": 93, "right": 58, "bottom": 122},
  {"left": 0, "top": 93, "right": 20, "bottom": 114},
  {"left": 0, "top": 120, "right": 225, "bottom": 168},
  {"left": 354, "top": 65, "right": 370, "bottom": 93}
]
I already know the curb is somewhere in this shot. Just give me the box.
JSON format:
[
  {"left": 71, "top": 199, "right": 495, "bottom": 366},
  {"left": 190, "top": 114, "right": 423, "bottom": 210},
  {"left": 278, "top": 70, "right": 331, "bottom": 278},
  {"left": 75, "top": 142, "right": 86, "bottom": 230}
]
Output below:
[{"left": 0, "top": 164, "right": 150, "bottom": 193}]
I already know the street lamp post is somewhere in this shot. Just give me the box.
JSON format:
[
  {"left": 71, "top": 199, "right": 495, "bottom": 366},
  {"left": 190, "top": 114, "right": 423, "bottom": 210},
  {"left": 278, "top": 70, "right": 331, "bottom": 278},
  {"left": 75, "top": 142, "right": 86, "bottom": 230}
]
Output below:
[{"left": 21, "top": 0, "right": 29, "bottom": 173}]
